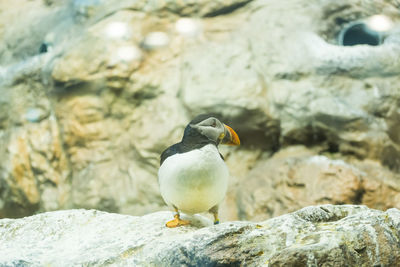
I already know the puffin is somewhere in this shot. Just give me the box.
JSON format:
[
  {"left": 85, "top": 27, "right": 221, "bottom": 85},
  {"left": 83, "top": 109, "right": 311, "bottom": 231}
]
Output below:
[{"left": 158, "top": 114, "right": 240, "bottom": 227}]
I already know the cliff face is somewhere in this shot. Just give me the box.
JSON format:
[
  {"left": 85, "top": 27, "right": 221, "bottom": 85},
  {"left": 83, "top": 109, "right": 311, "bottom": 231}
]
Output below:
[
  {"left": 1, "top": 205, "right": 400, "bottom": 266},
  {"left": 1, "top": 0, "right": 400, "bottom": 220}
]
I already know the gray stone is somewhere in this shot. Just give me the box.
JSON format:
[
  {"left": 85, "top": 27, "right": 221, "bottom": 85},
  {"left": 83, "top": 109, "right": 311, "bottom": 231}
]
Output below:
[
  {"left": 2, "top": 0, "right": 400, "bottom": 222},
  {"left": 236, "top": 146, "right": 400, "bottom": 222},
  {"left": 1, "top": 205, "right": 400, "bottom": 266}
]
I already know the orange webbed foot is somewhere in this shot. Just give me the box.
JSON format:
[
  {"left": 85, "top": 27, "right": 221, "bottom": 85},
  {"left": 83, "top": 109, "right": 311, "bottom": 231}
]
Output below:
[{"left": 166, "top": 214, "right": 190, "bottom": 228}]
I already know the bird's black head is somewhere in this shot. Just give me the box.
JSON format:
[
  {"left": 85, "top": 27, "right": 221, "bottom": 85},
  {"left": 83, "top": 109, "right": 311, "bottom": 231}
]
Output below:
[{"left": 182, "top": 114, "right": 240, "bottom": 146}]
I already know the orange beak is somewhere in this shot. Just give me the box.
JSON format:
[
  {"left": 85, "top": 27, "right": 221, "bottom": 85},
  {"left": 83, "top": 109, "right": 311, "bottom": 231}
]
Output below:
[{"left": 221, "top": 124, "right": 240, "bottom": 146}]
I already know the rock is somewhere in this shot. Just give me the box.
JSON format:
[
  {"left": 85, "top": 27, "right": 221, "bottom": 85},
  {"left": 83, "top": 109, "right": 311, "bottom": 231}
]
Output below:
[
  {"left": 1, "top": 205, "right": 400, "bottom": 266},
  {"left": 356, "top": 160, "right": 400, "bottom": 211},
  {"left": 243, "top": 0, "right": 400, "bottom": 169},
  {"left": 0, "top": 115, "right": 71, "bottom": 218},
  {"left": 0, "top": 78, "right": 71, "bottom": 218},
  {"left": 0, "top": 0, "right": 69, "bottom": 65},
  {"left": 236, "top": 146, "right": 400, "bottom": 222},
  {"left": 51, "top": 11, "right": 144, "bottom": 89},
  {"left": 237, "top": 147, "right": 363, "bottom": 221},
  {"left": 71, "top": 0, "right": 253, "bottom": 20},
  {"left": 2, "top": 0, "right": 400, "bottom": 221}
]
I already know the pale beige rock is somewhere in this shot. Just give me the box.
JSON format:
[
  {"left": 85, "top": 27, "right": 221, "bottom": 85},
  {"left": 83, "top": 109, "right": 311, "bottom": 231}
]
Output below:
[
  {"left": 1, "top": 205, "right": 400, "bottom": 266},
  {"left": 127, "top": 96, "right": 188, "bottom": 155},
  {"left": 0, "top": 0, "right": 68, "bottom": 65},
  {"left": 237, "top": 150, "right": 364, "bottom": 221},
  {"left": 51, "top": 35, "right": 143, "bottom": 88},
  {"left": 1, "top": 117, "right": 71, "bottom": 218},
  {"left": 356, "top": 160, "right": 400, "bottom": 211},
  {"left": 1, "top": 0, "right": 400, "bottom": 222},
  {"left": 237, "top": 146, "right": 400, "bottom": 221},
  {"left": 0, "top": 77, "right": 71, "bottom": 218}
]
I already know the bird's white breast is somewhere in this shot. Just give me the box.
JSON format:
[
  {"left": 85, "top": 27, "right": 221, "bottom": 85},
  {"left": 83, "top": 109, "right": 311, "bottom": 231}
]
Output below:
[{"left": 158, "top": 144, "right": 229, "bottom": 214}]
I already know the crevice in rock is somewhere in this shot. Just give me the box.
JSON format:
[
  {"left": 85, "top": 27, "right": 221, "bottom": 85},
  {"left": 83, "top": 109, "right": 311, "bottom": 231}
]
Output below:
[
  {"left": 354, "top": 246, "right": 366, "bottom": 255},
  {"left": 46, "top": 84, "right": 74, "bottom": 209},
  {"left": 51, "top": 80, "right": 106, "bottom": 96},
  {"left": 274, "top": 72, "right": 308, "bottom": 81},
  {"left": 131, "top": 85, "right": 161, "bottom": 101},
  {"left": 282, "top": 125, "right": 329, "bottom": 147},
  {"left": 327, "top": 142, "right": 339, "bottom": 153},
  {"left": 204, "top": 0, "right": 252, "bottom": 17},
  {"left": 338, "top": 22, "right": 382, "bottom": 46},
  {"left": 3, "top": 200, "right": 40, "bottom": 219},
  {"left": 296, "top": 206, "right": 351, "bottom": 223},
  {"left": 352, "top": 188, "right": 365, "bottom": 205},
  {"left": 319, "top": 206, "right": 349, "bottom": 222},
  {"left": 39, "top": 43, "right": 48, "bottom": 54},
  {"left": 382, "top": 145, "right": 400, "bottom": 173}
]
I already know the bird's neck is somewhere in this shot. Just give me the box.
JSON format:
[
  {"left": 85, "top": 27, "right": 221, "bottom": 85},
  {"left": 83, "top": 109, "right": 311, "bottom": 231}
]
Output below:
[{"left": 181, "top": 126, "right": 217, "bottom": 147}]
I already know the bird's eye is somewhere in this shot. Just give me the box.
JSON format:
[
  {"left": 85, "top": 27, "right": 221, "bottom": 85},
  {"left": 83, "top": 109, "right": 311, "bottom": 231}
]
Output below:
[{"left": 211, "top": 121, "right": 217, "bottom": 127}]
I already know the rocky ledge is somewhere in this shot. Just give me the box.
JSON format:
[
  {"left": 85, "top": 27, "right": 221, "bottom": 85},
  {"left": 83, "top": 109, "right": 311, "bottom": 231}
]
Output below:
[{"left": 0, "top": 205, "right": 399, "bottom": 266}]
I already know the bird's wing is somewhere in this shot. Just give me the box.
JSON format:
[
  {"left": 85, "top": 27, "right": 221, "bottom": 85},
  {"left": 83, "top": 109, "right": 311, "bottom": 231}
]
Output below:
[
  {"left": 160, "top": 143, "right": 180, "bottom": 166},
  {"left": 160, "top": 142, "right": 224, "bottom": 165}
]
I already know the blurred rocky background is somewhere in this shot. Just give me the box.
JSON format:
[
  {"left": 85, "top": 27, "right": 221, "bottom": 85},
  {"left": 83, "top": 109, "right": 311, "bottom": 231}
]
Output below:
[{"left": 1, "top": 0, "right": 400, "bottom": 221}]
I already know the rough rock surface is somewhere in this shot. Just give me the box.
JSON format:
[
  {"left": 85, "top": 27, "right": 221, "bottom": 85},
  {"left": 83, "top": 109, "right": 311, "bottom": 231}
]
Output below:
[
  {"left": 235, "top": 145, "right": 400, "bottom": 222},
  {"left": 1, "top": 205, "right": 400, "bottom": 266},
  {"left": 1, "top": 0, "right": 400, "bottom": 220}
]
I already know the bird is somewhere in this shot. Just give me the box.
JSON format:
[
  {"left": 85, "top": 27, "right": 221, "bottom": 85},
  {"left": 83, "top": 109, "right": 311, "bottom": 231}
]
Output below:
[{"left": 158, "top": 114, "right": 240, "bottom": 228}]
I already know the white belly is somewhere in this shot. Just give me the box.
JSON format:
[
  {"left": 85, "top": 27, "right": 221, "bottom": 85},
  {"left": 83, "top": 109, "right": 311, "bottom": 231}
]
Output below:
[{"left": 158, "top": 144, "right": 229, "bottom": 214}]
